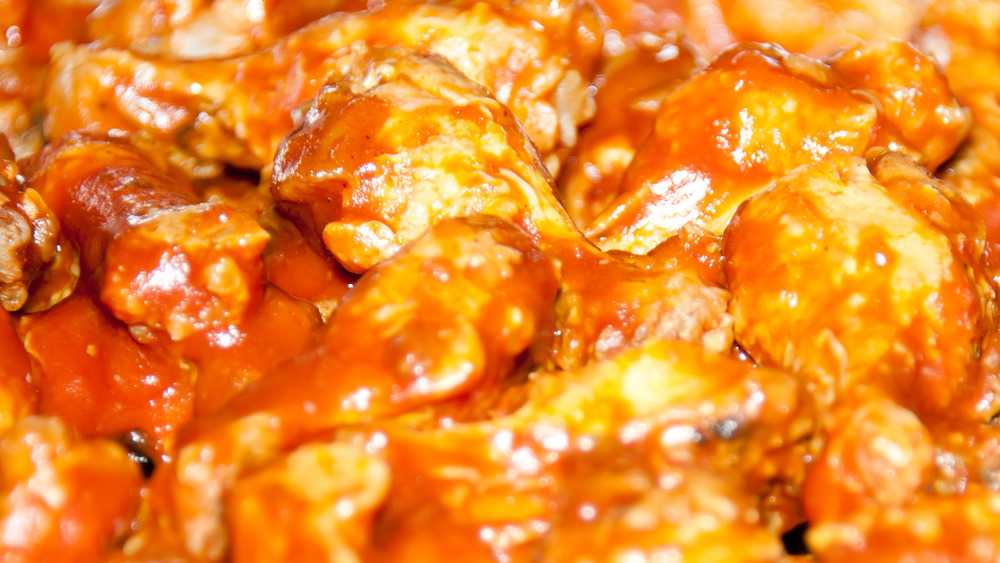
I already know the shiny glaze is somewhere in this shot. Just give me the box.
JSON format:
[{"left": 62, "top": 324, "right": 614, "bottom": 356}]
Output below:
[
  {"left": 712, "top": 0, "right": 924, "bottom": 56},
  {"left": 725, "top": 151, "right": 995, "bottom": 417},
  {"left": 87, "top": 0, "right": 353, "bottom": 60},
  {"left": 0, "top": 309, "right": 33, "bottom": 433},
  {"left": 271, "top": 47, "right": 732, "bottom": 372},
  {"left": 363, "top": 339, "right": 814, "bottom": 560},
  {"left": 209, "top": 338, "right": 814, "bottom": 561},
  {"left": 271, "top": 47, "right": 573, "bottom": 273},
  {"left": 1, "top": 2, "right": 999, "bottom": 561},
  {"left": 725, "top": 151, "right": 1000, "bottom": 560},
  {"left": 0, "top": 0, "right": 100, "bottom": 158},
  {"left": 20, "top": 292, "right": 195, "bottom": 452},
  {"left": 176, "top": 286, "right": 323, "bottom": 416},
  {"left": 169, "top": 216, "right": 560, "bottom": 559},
  {"left": 558, "top": 36, "right": 698, "bottom": 228},
  {"left": 0, "top": 416, "right": 142, "bottom": 562},
  {"left": 587, "top": 40, "right": 969, "bottom": 254},
  {"left": 0, "top": 141, "right": 68, "bottom": 311},
  {"left": 259, "top": 209, "right": 357, "bottom": 319},
  {"left": 44, "top": 0, "right": 603, "bottom": 175},
  {"left": 587, "top": 0, "right": 923, "bottom": 58},
  {"left": 928, "top": 0, "right": 1000, "bottom": 287},
  {"left": 29, "top": 135, "right": 270, "bottom": 340}
]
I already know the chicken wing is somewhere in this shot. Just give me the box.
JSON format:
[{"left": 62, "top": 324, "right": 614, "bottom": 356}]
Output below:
[
  {"left": 723, "top": 145, "right": 1000, "bottom": 559},
  {"left": 725, "top": 150, "right": 996, "bottom": 418},
  {"left": 271, "top": 46, "right": 733, "bottom": 370},
  {"left": 347, "top": 339, "right": 812, "bottom": 560},
  {"left": 0, "top": 138, "right": 76, "bottom": 312},
  {"left": 0, "top": 416, "right": 142, "bottom": 562},
  {"left": 19, "top": 292, "right": 195, "bottom": 452},
  {"left": 28, "top": 135, "right": 270, "bottom": 341},
  {"left": 586, "top": 39, "right": 969, "bottom": 254},
  {"left": 168, "top": 215, "right": 559, "bottom": 559},
  {"left": 800, "top": 386, "right": 1000, "bottom": 561},
  {"left": 174, "top": 336, "right": 812, "bottom": 561},
  {"left": 271, "top": 47, "right": 570, "bottom": 273},
  {"left": 45, "top": 0, "right": 602, "bottom": 175},
  {"left": 2, "top": 2, "right": 991, "bottom": 561}
]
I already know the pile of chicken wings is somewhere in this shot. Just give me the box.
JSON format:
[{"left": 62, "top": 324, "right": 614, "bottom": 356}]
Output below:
[{"left": 2, "top": 0, "right": 1000, "bottom": 560}]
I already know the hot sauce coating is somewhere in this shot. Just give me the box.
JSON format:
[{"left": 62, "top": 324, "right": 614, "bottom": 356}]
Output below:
[
  {"left": 28, "top": 135, "right": 270, "bottom": 340},
  {"left": 270, "top": 47, "right": 574, "bottom": 274},
  {"left": 43, "top": 0, "right": 603, "bottom": 175},
  {"left": 272, "top": 46, "right": 733, "bottom": 371},
  {"left": 85, "top": 0, "right": 352, "bottom": 60},
  {"left": 169, "top": 215, "right": 560, "bottom": 559},
  {"left": 19, "top": 292, "right": 195, "bottom": 452},
  {"left": 0, "top": 416, "right": 142, "bottom": 562},
  {"left": 927, "top": 0, "right": 1000, "bottom": 285},
  {"left": 558, "top": 35, "right": 699, "bottom": 229},
  {"left": 0, "top": 1, "right": 999, "bottom": 561},
  {"left": 0, "top": 137, "right": 76, "bottom": 313},
  {"left": 0, "top": 309, "right": 33, "bottom": 433},
  {"left": 586, "top": 40, "right": 968, "bottom": 255},
  {"left": 725, "top": 151, "right": 1000, "bottom": 560},
  {"left": 724, "top": 151, "right": 996, "bottom": 417}
]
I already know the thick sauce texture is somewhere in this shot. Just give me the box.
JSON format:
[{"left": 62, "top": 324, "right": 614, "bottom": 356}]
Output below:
[{"left": 0, "top": 0, "right": 999, "bottom": 561}]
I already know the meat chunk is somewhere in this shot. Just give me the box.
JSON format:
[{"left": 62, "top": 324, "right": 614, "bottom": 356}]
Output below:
[
  {"left": 44, "top": 0, "right": 602, "bottom": 175},
  {"left": 29, "top": 135, "right": 270, "bottom": 340},
  {"left": 365, "top": 339, "right": 814, "bottom": 559},
  {"left": 587, "top": 40, "right": 969, "bottom": 254},
  {"left": 168, "top": 215, "right": 559, "bottom": 559},
  {"left": 20, "top": 292, "right": 195, "bottom": 451},
  {"left": 0, "top": 416, "right": 142, "bottom": 562},
  {"left": 0, "top": 139, "right": 75, "bottom": 312},
  {"left": 724, "top": 148, "right": 1000, "bottom": 561},
  {"left": 272, "top": 46, "right": 733, "bottom": 369},
  {"left": 271, "top": 47, "right": 574, "bottom": 273},
  {"left": 725, "top": 150, "right": 996, "bottom": 417}
]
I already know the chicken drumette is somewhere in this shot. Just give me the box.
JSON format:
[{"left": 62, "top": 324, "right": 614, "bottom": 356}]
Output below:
[
  {"left": 28, "top": 135, "right": 270, "bottom": 341},
  {"left": 584, "top": 39, "right": 969, "bottom": 255},
  {"left": 45, "top": 0, "right": 602, "bottom": 176},
  {"left": 270, "top": 46, "right": 732, "bottom": 370},
  {"left": 725, "top": 150, "right": 1000, "bottom": 559}
]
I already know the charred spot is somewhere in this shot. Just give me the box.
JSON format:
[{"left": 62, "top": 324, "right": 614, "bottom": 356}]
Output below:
[
  {"left": 118, "top": 429, "right": 157, "bottom": 478},
  {"left": 781, "top": 522, "right": 810, "bottom": 556},
  {"left": 988, "top": 409, "right": 1000, "bottom": 427}
]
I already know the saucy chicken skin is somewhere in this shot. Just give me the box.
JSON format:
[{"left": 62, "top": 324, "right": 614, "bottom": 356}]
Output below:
[{"left": 2, "top": 0, "right": 1000, "bottom": 561}]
